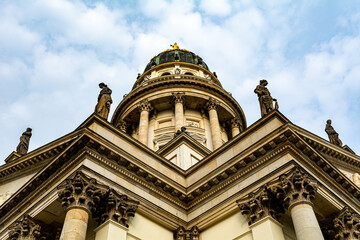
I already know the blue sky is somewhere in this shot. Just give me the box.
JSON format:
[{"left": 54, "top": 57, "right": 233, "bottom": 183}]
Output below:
[{"left": 1, "top": 0, "right": 360, "bottom": 162}]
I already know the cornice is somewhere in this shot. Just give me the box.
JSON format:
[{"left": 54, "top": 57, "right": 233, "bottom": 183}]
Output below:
[
  {"left": 111, "top": 77, "right": 246, "bottom": 128},
  {"left": 185, "top": 110, "right": 289, "bottom": 175},
  {"left": 133, "top": 61, "right": 222, "bottom": 89},
  {"left": 1, "top": 116, "right": 360, "bottom": 230},
  {"left": 0, "top": 131, "right": 79, "bottom": 179},
  {"left": 292, "top": 125, "right": 360, "bottom": 169}
]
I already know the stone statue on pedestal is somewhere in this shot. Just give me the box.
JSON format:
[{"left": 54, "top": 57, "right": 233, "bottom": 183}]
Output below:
[
  {"left": 325, "top": 119, "right": 342, "bottom": 146},
  {"left": 95, "top": 83, "right": 112, "bottom": 120},
  {"left": 16, "top": 128, "right": 32, "bottom": 155},
  {"left": 254, "top": 80, "right": 278, "bottom": 117}
]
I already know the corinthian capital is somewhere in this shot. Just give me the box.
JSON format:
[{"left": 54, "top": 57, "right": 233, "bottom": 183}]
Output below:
[
  {"left": 205, "top": 97, "right": 219, "bottom": 110},
  {"left": 57, "top": 171, "right": 109, "bottom": 213},
  {"left": 137, "top": 99, "right": 153, "bottom": 112},
  {"left": 175, "top": 226, "right": 200, "bottom": 240},
  {"left": 94, "top": 189, "right": 139, "bottom": 227},
  {"left": 237, "top": 186, "right": 284, "bottom": 225},
  {"left": 8, "top": 215, "right": 54, "bottom": 240},
  {"left": 325, "top": 207, "right": 360, "bottom": 240},
  {"left": 231, "top": 118, "right": 243, "bottom": 129},
  {"left": 116, "top": 120, "right": 127, "bottom": 132},
  {"left": 278, "top": 167, "right": 318, "bottom": 209},
  {"left": 172, "top": 92, "right": 185, "bottom": 104}
]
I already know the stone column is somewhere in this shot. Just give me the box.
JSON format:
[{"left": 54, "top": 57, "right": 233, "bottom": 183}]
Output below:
[
  {"left": 237, "top": 187, "right": 286, "bottom": 240},
  {"left": 231, "top": 118, "right": 241, "bottom": 138},
  {"left": 278, "top": 168, "right": 324, "bottom": 240},
  {"left": 172, "top": 92, "right": 185, "bottom": 131},
  {"left": 94, "top": 189, "right": 139, "bottom": 240},
  {"left": 58, "top": 172, "right": 108, "bottom": 240},
  {"left": 206, "top": 98, "right": 222, "bottom": 150},
  {"left": 137, "top": 99, "right": 152, "bottom": 145}
]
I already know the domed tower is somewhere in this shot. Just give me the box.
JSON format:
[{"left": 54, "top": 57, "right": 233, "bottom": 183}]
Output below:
[{"left": 111, "top": 43, "right": 246, "bottom": 169}]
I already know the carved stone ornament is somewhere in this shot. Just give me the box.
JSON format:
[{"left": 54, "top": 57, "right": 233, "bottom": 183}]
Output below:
[
  {"left": 8, "top": 215, "right": 54, "bottom": 240},
  {"left": 137, "top": 99, "right": 153, "bottom": 112},
  {"left": 172, "top": 92, "right": 185, "bottom": 104},
  {"left": 57, "top": 171, "right": 109, "bottom": 213},
  {"left": 93, "top": 189, "right": 139, "bottom": 227},
  {"left": 175, "top": 226, "right": 200, "bottom": 240},
  {"left": 278, "top": 167, "right": 318, "bottom": 209},
  {"left": 237, "top": 186, "right": 285, "bottom": 225},
  {"left": 205, "top": 97, "right": 219, "bottom": 111},
  {"left": 174, "top": 67, "right": 181, "bottom": 75},
  {"left": 322, "top": 207, "right": 360, "bottom": 240}
]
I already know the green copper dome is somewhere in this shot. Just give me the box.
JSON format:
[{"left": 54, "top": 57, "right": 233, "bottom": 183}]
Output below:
[{"left": 144, "top": 44, "right": 210, "bottom": 72}]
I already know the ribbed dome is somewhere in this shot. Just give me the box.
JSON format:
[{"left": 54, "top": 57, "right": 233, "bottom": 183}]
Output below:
[{"left": 144, "top": 47, "right": 209, "bottom": 72}]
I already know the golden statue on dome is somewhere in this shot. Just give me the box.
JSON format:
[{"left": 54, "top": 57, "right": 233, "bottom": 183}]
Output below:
[{"left": 171, "top": 43, "right": 180, "bottom": 50}]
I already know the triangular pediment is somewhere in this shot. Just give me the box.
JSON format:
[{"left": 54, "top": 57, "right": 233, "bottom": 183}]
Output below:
[
  {"left": 1, "top": 110, "right": 360, "bottom": 234},
  {"left": 157, "top": 132, "right": 211, "bottom": 170}
]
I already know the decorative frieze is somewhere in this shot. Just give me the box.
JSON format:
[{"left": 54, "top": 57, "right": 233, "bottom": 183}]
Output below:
[
  {"left": 175, "top": 226, "right": 200, "bottom": 240},
  {"left": 57, "top": 171, "right": 109, "bottom": 213},
  {"left": 94, "top": 189, "right": 139, "bottom": 227},
  {"left": 237, "top": 186, "right": 285, "bottom": 225},
  {"left": 8, "top": 215, "right": 53, "bottom": 240},
  {"left": 322, "top": 207, "right": 360, "bottom": 240},
  {"left": 137, "top": 99, "right": 153, "bottom": 112},
  {"left": 277, "top": 167, "right": 318, "bottom": 209}
]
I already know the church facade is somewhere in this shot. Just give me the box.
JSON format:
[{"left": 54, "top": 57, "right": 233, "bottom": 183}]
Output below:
[{"left": 0, "top": 44, "right": 359, "bottom": 240}]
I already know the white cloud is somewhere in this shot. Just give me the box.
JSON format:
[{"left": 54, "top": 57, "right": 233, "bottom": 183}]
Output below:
[
  {"left": 200, "top": 0, "right": 231, "bottom": 16},
  {"left": 1, "top": 0, "right": 360, "bottom": 162}
]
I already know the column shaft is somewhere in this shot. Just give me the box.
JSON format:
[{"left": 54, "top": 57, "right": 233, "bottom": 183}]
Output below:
[
  {"left": 250, "top": 217, "right": 285, "bottom": 240},
  {"left": 60, "top": 208, "right": 89, "bottom": 240},
  {"left": 208, "top": 108, "right": 222, "bottom": 150},
  {"left": 175, "top": 101, "right": 184, "bottom": 131},
  {"left": 231, "top": 127, "right": 240, "bottom": 137},
  {"left": 290, "top": 203, "right": 324, "bottom": 240},
  {"left": 138, "top": 110, "right": 149, "bottom": 145}
]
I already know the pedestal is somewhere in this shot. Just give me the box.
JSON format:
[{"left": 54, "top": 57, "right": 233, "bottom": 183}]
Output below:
[{"left": 94, "top": 220, "right": 128, "bottom": 240}]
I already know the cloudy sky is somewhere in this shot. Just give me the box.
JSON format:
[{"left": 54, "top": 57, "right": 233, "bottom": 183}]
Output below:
[{"left": 1, "top": 0, "right": 360, "bottom": 162}]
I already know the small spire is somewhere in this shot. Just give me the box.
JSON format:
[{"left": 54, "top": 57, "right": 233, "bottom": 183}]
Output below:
[{"left": 170, "top": 43, "right": 180, "bottom": 50}]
